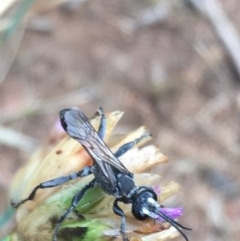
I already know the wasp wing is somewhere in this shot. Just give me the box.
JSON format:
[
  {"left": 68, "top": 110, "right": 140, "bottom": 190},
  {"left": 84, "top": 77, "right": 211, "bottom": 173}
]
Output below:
[{"left": 59, "top": 108, "right": 131, "bottom": 182}]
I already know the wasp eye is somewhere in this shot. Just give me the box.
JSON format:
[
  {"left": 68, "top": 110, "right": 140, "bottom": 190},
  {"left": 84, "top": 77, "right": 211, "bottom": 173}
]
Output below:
[{"left": 131, "top": 188, "right": 158, "bottom": 220}]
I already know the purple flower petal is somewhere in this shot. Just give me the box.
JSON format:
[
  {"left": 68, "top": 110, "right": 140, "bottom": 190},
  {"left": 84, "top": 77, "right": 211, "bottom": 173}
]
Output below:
[
  {"left": 54, "top": 120, "right": 65, "bottom": 134},
  {"left": 157, "top": 207, "right": 183, "bottom": 222},
  {"left": 152, "top": 186, "right": 161, "bottom": 195}
]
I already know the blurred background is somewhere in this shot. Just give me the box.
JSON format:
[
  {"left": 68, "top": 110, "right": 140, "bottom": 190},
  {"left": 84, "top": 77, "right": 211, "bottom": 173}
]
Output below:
[{"left": 0, "top": 0, "right": 240, "bottom": 240}]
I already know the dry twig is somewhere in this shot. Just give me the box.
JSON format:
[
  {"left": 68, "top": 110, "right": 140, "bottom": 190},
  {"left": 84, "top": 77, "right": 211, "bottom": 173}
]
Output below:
[{"left": 187, "top": 0, "right": 240, "bottom": 79}]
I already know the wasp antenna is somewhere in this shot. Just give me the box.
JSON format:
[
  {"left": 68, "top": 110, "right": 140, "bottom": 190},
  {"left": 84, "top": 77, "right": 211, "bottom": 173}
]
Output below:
[
  {"left": 158, "top": 209, "right": 192, "bottom": 230},
  {"left": 158, "top": 210, "right": 191, "bottom": 241}
]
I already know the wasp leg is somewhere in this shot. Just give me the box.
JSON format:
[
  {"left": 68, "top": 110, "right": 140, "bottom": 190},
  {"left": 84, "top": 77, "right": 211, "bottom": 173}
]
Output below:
[
  {"left": 96, "top": 107, "right": 106, "bottom": 140},
  {"left": 96, "top": 107, "right": 150, "bottom": 157},
  {"left": 53, "top": 178, "right": 96, "bottom": 241},
  {"left": 11, "top": 166, "right": 92, "bottom": 208},
  {"left": 114, "top": 131, "right": 151, "bottom": 158},
  {"left": 113, "top": 199, "right": 128, "bottom": 241}
]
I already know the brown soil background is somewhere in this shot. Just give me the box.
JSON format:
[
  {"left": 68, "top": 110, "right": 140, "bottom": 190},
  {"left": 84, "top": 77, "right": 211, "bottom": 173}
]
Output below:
[{"left": 0, "top": 1, "right": 240, "bottom": 241}]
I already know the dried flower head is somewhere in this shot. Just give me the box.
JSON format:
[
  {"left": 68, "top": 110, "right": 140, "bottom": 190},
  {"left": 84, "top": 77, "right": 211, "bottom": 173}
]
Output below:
[{"left": 6, "top": 110, "right": 190, "bottom": 241}]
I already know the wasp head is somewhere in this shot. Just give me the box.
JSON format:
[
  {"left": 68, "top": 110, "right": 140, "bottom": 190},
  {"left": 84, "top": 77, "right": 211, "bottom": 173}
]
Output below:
[{"left": 131, "top": 186, "right": 191, "bottom": 241}]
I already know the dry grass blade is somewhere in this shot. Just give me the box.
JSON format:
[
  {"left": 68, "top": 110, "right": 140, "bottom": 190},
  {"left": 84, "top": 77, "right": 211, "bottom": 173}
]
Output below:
[
  {"left": 0, "top": 125, "right": 37, "bottom": 151},
  {"left": 0, "top": 0, "right": 19, "bottom": 17}
]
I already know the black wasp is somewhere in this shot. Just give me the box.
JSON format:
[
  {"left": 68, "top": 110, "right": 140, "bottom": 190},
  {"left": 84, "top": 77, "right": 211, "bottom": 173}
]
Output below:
[{"left": 12, "top": 107, "right": 191, "bottom": 241}]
